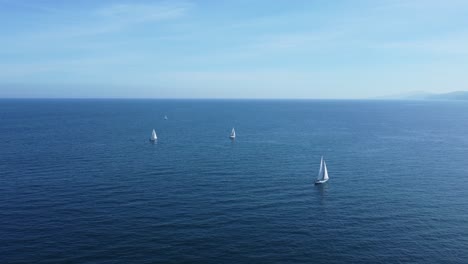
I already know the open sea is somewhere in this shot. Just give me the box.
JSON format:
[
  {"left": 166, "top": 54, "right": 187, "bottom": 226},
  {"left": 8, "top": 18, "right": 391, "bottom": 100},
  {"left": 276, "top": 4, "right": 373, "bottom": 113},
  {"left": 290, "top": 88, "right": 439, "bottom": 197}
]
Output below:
[{"left": 1, "top": 99, "right": 468, "bottom": 264}]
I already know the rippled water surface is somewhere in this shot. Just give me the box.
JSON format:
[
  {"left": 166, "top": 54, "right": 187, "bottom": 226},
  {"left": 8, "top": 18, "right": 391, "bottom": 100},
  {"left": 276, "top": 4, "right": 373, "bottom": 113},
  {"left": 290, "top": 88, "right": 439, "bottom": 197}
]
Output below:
[{"left": 1, "top": 99, "right": 468, "bottom": 263}]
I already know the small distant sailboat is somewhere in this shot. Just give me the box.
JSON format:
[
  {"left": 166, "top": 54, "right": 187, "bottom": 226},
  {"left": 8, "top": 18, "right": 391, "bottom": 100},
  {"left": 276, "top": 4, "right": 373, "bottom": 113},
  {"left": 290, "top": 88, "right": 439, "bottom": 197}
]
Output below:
[
  {"left": 229, "top": 128, "right": 236, "bottom": 139},
  {"left": 150, "top": 129, "right": 157, "bottom": 142},
  {"left": 164, "top": 115, "right": 168, "bottom": 120},
  {"left": 315, "top": 156, "right": 329, "bottom": 184}
]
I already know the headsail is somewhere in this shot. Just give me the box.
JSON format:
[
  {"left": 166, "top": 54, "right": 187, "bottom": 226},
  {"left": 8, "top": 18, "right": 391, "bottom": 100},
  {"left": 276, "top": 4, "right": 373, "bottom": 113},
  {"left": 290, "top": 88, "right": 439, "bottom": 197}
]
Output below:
[{"left": 323, "top": 160, "right": 329, "bottom": 180}]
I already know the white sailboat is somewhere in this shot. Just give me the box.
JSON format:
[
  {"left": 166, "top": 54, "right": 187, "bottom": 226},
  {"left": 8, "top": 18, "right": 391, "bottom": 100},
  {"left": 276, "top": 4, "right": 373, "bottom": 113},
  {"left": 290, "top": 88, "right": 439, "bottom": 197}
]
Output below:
[
  {"left": 150, "top": 129, "right": 157, "bottom": 142},
  {"left": 229, "top": 128, "right": 236, "bottom": 139},
  {"left": 315, "top": 156, "right": 329, "bottom": 184},
  {"left": 164, "top": 115, "right": 168, "bottom": 120}
]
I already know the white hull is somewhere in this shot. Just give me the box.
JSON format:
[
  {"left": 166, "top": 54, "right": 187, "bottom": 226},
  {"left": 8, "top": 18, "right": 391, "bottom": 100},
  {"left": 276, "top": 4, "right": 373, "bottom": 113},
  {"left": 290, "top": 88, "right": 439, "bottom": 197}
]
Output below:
[{"left": 315, "top": 179, "right": 328, "bottom": 185}]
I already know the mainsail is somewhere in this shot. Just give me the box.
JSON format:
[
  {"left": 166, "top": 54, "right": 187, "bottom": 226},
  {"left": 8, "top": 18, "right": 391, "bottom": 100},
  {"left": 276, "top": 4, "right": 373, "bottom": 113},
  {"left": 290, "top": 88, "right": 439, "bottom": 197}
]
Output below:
[
  {"left": 230, "top": 128, "right": 236, "bottom": 138},
  {"left": 317, "top": 156, "right": 324, "bottom": 180},
  {"left": 150, "top": 129, "right": 157, "bottom": 141},
  {"left": 315, "top": 156, "right": 329, "bottom": 184}
]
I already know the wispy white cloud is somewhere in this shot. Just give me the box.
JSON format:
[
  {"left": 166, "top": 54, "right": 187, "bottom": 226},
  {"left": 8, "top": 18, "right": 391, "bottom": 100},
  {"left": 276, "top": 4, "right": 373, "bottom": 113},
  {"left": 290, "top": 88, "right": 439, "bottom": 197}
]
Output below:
[
  {"left": 249, "top": 31, "right": 343, "bottom": 52},
  {"left": 75, "top": 1, "right": 191, "bottom": 36},
  {"left": 174, "top": 30, "right": 344, "bottom": 66},
  {"left": 0, "top": 0, "right": 61, "bottom": 13},
  {"left": 0, "top": 1, "right": 192, "bottom": 59},
  {"left": 375, "top": 0, "right": 468, "bottom": 10},
  {"left": 378, "top": 33, "right": 468, "bottom": 55},
  {"left": 95, "top": 2, "right": 190, "bottom": 24},
  {"left": 0, "top": 54, "right": 143, "bottom": 79},
  {"left": 1, "top": 1, "right": 191, "bottom": 41},
  {"left": 2, "top": 0, "right": 468, "bottom": 98}
]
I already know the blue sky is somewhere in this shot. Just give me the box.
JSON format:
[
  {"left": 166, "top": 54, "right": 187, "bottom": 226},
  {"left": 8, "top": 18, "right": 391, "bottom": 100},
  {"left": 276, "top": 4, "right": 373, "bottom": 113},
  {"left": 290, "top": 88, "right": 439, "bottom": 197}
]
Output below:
[{"left": 1, "top": 0, "right": 468, "bottom": 98}]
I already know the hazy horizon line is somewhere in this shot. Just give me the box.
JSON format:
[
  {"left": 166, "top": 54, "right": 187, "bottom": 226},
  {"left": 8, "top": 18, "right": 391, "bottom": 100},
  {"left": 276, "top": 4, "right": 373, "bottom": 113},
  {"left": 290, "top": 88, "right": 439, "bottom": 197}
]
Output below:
[{"left": 0, "top": 97, "right": 451, "bottom": 101}]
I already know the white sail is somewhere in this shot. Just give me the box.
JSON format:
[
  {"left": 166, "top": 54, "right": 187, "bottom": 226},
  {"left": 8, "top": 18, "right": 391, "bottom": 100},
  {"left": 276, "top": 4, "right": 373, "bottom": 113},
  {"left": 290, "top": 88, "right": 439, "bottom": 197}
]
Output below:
[
  {"left": 323, "top": 161, "right": 329, "bottom": 180},
  {"left": 317, "top": 156, "right": 324, "bottom": 180},
  {"left": 315, "top": 156, "right": 329, "bottom": 184},
  {"left": 164, "top": 115, "right": 168, "bottom": 120},
  {"left": 230, "top": 128, "right": 236, "bottom": 138},
  {"left": 150, "top": 129, "right": 157, "bottom": 141}
]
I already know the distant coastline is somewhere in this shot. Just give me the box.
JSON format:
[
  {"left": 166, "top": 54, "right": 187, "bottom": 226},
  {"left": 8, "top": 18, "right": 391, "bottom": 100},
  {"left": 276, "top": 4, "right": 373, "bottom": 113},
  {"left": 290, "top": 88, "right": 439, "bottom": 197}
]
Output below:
[
  {"left": 1, "top": 92, "right": 468, "bottom": 101},
  {"left": 374, "top": 91, "right": 468, "bottom": 101}
]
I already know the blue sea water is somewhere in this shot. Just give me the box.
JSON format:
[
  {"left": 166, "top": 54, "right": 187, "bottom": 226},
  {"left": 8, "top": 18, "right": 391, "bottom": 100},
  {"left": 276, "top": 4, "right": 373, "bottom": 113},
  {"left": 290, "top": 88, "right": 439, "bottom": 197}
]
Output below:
[{"left": 1, "top": 99, "right": 468, "bottom": 264}]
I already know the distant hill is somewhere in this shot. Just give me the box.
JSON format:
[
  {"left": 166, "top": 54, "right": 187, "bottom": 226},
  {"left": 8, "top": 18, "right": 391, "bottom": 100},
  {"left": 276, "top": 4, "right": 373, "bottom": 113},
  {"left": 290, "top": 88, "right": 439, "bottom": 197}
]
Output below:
[
  {"left": 376, "top": 91, "right": 468, "bottom": 100},
  {"left": 426, "top": 91, "right": 468, "bottom": 100}
]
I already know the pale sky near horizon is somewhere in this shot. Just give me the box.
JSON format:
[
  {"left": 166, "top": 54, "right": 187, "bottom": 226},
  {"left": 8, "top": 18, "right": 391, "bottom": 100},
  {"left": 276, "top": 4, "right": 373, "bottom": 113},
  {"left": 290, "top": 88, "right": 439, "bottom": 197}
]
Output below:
[{"left": 1, "top": 0, "right": 468, "bottom": 99}]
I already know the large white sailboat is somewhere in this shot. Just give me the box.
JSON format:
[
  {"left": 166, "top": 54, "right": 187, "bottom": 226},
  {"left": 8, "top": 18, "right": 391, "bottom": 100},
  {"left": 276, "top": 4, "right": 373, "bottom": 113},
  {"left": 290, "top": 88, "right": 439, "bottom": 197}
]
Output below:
[
  {"left": 229, "top": 128, "right": 236, "bottom": 139},
  {"left": 150, "top": 129, "right": 157, "bottom": 142},
  {"left": 315, "top": 156, "right": 329, "bottom": 184}
]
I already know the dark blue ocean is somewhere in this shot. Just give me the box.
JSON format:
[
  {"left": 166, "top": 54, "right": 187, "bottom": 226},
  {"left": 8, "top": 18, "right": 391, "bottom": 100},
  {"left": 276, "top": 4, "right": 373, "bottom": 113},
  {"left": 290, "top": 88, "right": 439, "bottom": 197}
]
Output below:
[{"left": 1, "top": 99, "right": 468, "bottom": 263}]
